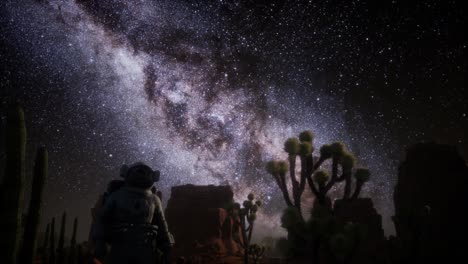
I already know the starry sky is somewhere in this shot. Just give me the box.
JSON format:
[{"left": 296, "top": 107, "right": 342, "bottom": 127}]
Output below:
[{"left": 0, "top": 0, "right": 466, "bottom": 241}]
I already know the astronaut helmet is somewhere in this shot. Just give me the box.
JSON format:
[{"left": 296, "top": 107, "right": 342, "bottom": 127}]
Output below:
[{"left": 120, "top": 162, "right": 160, "bottom": 189}]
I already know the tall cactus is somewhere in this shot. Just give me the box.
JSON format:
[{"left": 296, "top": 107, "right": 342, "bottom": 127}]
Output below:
[
  {"left": 57, "top": 211, "right": 67, "bottom": 264},
  {"left": 76, "top": 244, "right": 83, "bottom": 264},
  {"left": 42, "top": 223, "right": 50, "bottom": 264},
  {"left": 49, "top": 217, "right": 56, "bottom": 264},
  {"left": 19, "top": 147, "right": 48, "bottom": 264},
  {"left": 0, "top": 104, "right": 26, "bottom": 264},
  {"left": 68, "top": 217, "right": 78, "bottom": 264}
]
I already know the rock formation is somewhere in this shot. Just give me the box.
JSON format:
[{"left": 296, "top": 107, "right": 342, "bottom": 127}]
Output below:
[
  {"left": 333, "top": 198, "right": 387, "bottom": 264},
  {"left": 393, "top": 142, "right": 468, "bottom": 263},
  {"left": 165, "top": 184, "right": 243, "bottom": 258}
]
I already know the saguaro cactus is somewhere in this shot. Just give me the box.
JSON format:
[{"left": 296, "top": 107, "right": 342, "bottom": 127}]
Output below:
[
  {"left": 68, "top": 217, "right": 78, "bottom": 264},
  {"left": 0, "top": 104, "right": 49, "bottom": 264},
  {"left": 0, "top": 104, "right": 27, "bottom": 264},
  {"left": 42, "top": 223, "right": 50, "bottom": 264},
  {"left": 19, "top": 147, "right": 48, "bottom": 264},
  {"left": 76, "top": 244, "right": 84, "bottom": 264},
  {"left": 49, "top": 217, "right": 56, "bottom": 264},
  {"left": 57, "top": 212, "right": 67, "bottom": 264}
]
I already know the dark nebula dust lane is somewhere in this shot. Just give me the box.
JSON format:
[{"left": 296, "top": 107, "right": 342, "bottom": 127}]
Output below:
[{"left": 0, "top": 0, "right": 465, "bottom": 240}]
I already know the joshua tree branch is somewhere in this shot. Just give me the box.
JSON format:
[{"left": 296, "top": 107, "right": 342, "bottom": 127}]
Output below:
[
  {"left": 322, "top": 157, "right": 339, "bottom": 193},
  {"left": 306, "top": 174, "right": 320, "bottom": 197},
  {"left": 289, "top": 155, "right": 300, "bottom": 201},
  {"left": 278, "top": 173, "right": 294, "bottom": 206},
  {"left": 312, "top": 156, "right": 326, "bottom": 171},
  {"left": 343, "top": 175, "right": 352, "bottom": 199},
  {"left": 272, "top": 173, "right": 293, "bottom": 206},
  {"left": 299, "top": 154, "right": 313, "bottom": 193},
  {"left": 336, "top": 170, "right": 350, "bottom": 182},
  {"left": 351, "top": 180, "right": 364, "bottom": 199},
  {"left": 248, "top": 221, "right": 254, "bottom": 243},
  {"left": 331, "top": 157, "right": 338, "bottom": 180}
]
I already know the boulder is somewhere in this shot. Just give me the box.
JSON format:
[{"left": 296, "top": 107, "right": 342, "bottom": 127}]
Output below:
[
  {"left": 165, "top": 184, "right": 243, "bottom": 257},
  {"left": 393, "top": 142, "right": 468, "bottom": 263},
  {"left": 334, "top": 198, "right": 384, "bottom": 239},
  {"left": 333, "top": 198, "right": 387, "bottom": 264}
]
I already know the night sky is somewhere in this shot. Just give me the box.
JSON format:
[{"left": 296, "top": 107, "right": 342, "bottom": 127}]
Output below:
[{"left": 0, "top": 0, "right": 466, "bottom": 241}]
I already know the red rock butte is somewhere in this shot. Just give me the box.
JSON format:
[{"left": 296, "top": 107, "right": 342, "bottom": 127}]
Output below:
[{"left": 165, "top": 184, "right": 244, "bottom": 258}]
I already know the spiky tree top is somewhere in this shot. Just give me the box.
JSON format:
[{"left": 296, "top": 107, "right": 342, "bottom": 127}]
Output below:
[
  {"left": 248, "top": 244, "right": 266, "bottom": 264},
  {"left": 284, "top": 137, "right": 301, "bottom": 156},
  {"left": 299, "top": 130, "right": 314, "bottom": 143},
  {"left": 299, "top": 142, "right": 313, "bottom": 157}
]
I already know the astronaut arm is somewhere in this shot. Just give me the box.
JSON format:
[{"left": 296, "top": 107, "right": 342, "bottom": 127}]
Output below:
[{"left": 152, "top": 196, "right": 174, "bottom": 248}]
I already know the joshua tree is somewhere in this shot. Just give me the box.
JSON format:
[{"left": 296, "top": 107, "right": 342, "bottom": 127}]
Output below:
[
  {"left": 266, "top": 130, "right": 371, "bottom": 217},
  {"left": 248, "top": 244, "right": 266, "bottom": 264},
  {"left": 57, "top": 211, "right": 67, "bottom": 264},
  {"left": 227, "top": 193, "right": 262, "bottom": 264}
]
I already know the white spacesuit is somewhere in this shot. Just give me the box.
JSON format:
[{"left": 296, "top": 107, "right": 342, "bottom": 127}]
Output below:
[{"left": 93, "top": 162, "right": 174, "bottom": 264}]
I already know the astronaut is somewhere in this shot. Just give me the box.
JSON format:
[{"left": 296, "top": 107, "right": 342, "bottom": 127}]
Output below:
[{"left": 93, "top": 162, "right": 174, "bottom": 264}]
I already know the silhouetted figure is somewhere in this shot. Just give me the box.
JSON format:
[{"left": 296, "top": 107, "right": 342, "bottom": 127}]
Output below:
[{"left": 93, "top": 162, "right": 174, "bottom": 264}]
